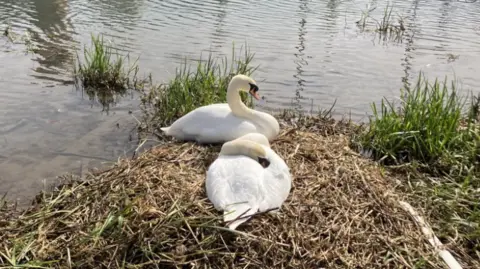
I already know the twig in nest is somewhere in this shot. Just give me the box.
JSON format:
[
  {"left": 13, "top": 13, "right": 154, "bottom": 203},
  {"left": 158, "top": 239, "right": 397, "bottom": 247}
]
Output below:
[
  {"left": 399, "top": 201, "right": 463, "bottom": 269},
  {"left": 224, "top": 207, "right": 280, "bottom": 227},
  {"left": 288, "top": 144, "right": 300, "bottom": 158}
]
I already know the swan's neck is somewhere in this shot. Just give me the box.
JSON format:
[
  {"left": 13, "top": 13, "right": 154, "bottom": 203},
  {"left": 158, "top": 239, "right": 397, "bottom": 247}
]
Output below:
[
  {"left": 227, "top": 83, "right": 254, "bottom": 118},
  {"left": 226, "top": 81, "right": 280, "bottom": 140},
  {"left": 220, "top": 140, "right": 265, "bottom": 162}
]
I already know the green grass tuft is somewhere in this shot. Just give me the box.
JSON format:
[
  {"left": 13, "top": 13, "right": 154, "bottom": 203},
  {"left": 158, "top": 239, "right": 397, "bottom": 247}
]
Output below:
[
  {"left": 73, "top": 34, "right": 142, "bottom": 112},
  {"left": 355, "top": 72, "right": 479, "bottom": 176},
  {"left": 138, "top": 43, "right": 258, "bottom": 138}
]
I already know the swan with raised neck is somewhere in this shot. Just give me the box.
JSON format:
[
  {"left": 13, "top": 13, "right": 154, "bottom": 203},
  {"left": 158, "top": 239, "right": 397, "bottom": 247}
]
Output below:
[
  {"left": 159, "top": 74, "right": 280, "bottom": 143},
  {"left": 225, "top": 75, "right": 280, "bottom": 140}
]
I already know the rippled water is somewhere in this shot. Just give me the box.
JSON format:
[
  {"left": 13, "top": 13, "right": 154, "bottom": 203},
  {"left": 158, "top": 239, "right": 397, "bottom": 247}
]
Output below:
[{"left": 1, "top": 0, "right": 480, "bottom": 206}]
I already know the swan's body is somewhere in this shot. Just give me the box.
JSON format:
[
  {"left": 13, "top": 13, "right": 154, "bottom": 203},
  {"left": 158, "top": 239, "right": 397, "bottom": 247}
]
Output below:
[
  {"left": 205, "top": 133, "right": 291, "bottom": 230},
  {"left": 160, "top": 75, "right": 280, "bottom": 144}
]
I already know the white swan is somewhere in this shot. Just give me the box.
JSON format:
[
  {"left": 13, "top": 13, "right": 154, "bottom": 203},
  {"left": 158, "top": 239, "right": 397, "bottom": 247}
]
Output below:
[
  {"left": 205, "top": 133, "right": 292, "bottom": 230},
  {"left": 160, "top": 74, "right": 280, "bottom": 144}
]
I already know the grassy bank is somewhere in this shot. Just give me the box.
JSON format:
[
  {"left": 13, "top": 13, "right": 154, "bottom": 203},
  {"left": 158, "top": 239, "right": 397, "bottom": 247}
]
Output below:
[
  {"left": 2, "top": 41, "right": 480, "bottom": 268},
  {"left": 352, "top": 73, "right": 480, "bottom": 266},
  {"left": 354, "top": 74, "right": 479, "bottom": 175}
]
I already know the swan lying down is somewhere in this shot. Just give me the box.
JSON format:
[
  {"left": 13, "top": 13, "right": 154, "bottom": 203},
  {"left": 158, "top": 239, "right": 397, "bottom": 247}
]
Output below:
[
  {"left": 160, "top": 74, "right": 280, "bottom": 144},
  {"left": 205, "top": 133, "right": 292, "bottom": 230}
]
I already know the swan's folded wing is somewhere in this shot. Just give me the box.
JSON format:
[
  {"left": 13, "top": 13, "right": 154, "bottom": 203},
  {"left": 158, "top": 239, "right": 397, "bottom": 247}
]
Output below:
[
  {"left": 172, "top": 105, "right": 258, "bottom": 142},
  {"left": 206, "top": 156, "right": 264, "bottom": 211},
  {"left": 258, "top": 148, "right": 292, "bottom": 211}
]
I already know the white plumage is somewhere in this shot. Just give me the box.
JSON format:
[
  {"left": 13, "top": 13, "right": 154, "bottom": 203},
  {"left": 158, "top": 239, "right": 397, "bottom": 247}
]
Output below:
[
  {"left": 205, "top": 133, "right": 291, "bottom": 230},
  {"left": 160, "top": 75, "right": 280, "bottom": 144}
]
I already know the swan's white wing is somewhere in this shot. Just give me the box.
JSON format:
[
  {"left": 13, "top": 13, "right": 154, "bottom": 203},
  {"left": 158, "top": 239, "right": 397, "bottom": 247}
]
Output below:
[
  {"left": 206, "top": 155, "right": 264, "bottom": 211},
  {"left": 166, "top": 104, "right": 258, "bottom": 143},
  {"left": 258, "top": 146, "right": 292, "bottom": 211}
]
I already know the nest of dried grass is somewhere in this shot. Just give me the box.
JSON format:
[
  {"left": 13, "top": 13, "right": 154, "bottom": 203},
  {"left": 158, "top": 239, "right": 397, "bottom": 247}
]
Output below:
[{"left": 0, "top": 118, "right": 461, "bottom": 268}]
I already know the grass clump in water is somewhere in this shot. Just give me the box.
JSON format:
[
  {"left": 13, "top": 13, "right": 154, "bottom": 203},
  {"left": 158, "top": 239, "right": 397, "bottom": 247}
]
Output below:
[
  {"left": 375, "top": 3, "right": 405, "bottom": 33},
  {"left": 73, "top": 34, "right": 142, "bottom": 112},
  {"left": 355, "top": 72, "right": 479, "bottom": 175},
  {"left": 138, "top": 44, "right": 258, "bottom": 138},
  {"left": 356, "top": 2, "right": 405, "bottom": 43}
]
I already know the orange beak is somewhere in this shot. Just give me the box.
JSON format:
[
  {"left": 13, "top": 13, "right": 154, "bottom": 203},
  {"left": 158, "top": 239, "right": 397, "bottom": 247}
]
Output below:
[{"left": 249, "top": 89, "right": 261, "bottom": 100}]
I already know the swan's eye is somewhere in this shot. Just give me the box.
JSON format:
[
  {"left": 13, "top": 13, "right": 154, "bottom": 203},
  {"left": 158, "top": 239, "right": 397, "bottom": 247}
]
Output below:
[{"left": 257, "top": 157, "right": 270, "bottom": 168}]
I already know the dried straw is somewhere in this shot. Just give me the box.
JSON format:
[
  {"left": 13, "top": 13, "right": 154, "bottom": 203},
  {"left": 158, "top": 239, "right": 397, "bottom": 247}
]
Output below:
[{"left": 0, "top": 118, "right": 470, "bottom": 268}]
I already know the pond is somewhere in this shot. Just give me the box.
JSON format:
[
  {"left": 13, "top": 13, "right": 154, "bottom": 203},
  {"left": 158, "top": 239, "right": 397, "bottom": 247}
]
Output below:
[{"left": 1, "top": 0, "right": 479, "bottom": 206}]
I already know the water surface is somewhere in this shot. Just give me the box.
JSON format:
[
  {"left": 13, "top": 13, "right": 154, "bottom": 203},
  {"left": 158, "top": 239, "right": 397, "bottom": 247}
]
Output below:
[{"left": 1, "top": 0, "right": 480, "bottom": 206}]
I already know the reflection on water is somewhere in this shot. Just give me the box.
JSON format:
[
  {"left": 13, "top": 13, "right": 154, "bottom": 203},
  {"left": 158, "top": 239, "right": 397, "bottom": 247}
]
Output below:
[
  {"left": 210, "top": 0, "right": 228, "bottom": 51},
  {"left": 1, "top": 0, "right": 480, "bottom": 206},
  {"left": 293, "top": 0, "right": 309, "bottom": 111},
  {"left": 29, "top": 0, "right": 76, "bottom": 82},
  {"left": 401, "top": 0, "right": 420, "bottom": 88}
]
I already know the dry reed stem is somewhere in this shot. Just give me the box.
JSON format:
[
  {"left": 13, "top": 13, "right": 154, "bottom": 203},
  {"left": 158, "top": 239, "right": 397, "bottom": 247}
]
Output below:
[{"left": 0, "top": 118, "right": 475, "bottom": 268}]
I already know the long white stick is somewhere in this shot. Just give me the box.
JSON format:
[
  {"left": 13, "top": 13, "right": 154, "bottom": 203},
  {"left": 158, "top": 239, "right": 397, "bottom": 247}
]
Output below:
[{"left": 399, "top": 201, "right": 463, "bottom": 269}]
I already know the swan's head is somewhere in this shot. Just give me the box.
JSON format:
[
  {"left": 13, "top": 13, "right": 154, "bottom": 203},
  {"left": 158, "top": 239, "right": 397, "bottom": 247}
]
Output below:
[
  {"left": 219, "top": 139, "right": 270, "bottom": 168},
  {"left": 230, "top": 74, "right": 260, "bottom": 100}
]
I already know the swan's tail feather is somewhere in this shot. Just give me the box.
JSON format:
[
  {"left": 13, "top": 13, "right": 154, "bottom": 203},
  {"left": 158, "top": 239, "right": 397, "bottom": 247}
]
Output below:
[
  {"left": 224, "top": 203, "right": 257, "bottom": 230},
  {"left": 160, "top": 126, "right": 170, "bottom": 134}
]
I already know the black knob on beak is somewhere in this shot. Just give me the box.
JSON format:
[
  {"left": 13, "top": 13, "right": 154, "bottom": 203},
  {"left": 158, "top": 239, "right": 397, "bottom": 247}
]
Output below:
[{"left": 258, "top": 157, "right": 270, "bottom": 168}]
